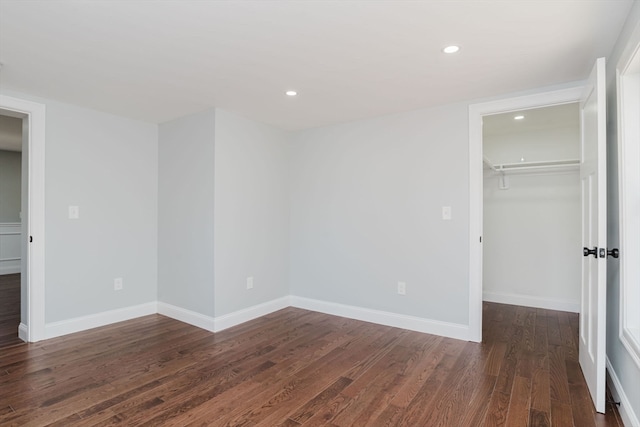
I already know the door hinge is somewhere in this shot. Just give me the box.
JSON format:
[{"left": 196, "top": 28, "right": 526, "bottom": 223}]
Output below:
[{"left": 29, "top": 236, "right": 33, "bottom": 243}]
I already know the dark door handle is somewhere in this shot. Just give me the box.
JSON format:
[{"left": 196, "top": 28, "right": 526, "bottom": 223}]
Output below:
[
  {"left": 583, "top": 247, "right": 598, "bottom": 258},
  {"left": 607, "top": 248, "right": 619, "bottom": 258}
]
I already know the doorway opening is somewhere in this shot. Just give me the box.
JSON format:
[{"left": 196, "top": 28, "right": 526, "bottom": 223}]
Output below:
[
  {"left": 482, "top": 103, "right": 582, "bottom": 313},
  {"left": 0, "top": 114, "right": 24, "bottom": 347},
  {"left": 468, "top": 86, "right": 584, "bottom": 342},
  {"left": 0, "top": 95, "right": 46, "bottom": 343}
]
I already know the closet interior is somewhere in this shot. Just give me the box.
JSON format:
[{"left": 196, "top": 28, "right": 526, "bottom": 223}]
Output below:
[{"left": 482, "top": 102, "right": 582, "bottom": 312}]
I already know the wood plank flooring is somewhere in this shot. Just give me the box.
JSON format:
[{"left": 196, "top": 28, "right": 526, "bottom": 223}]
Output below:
[
  {"left": 0, "top": 273, "right": 22, "bottom": 349},
  {"left": 0, "top": 301, "right": 624, "bottom": 426}
]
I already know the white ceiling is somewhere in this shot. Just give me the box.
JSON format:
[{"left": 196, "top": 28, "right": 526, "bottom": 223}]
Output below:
[{"left": 0, "top": 1, "right": 633, "bottom": 131}]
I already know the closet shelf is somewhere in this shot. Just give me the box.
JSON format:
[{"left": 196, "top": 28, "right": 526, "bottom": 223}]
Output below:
[{"left": 483, "top": 157, "right": 580, "bottom": 175}]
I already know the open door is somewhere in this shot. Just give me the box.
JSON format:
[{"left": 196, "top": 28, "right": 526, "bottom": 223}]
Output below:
[{"left": 579, "top": 57, "right": 607, "bottom": 414}]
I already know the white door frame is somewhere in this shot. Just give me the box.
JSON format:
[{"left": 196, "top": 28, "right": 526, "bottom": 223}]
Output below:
[
  {"left": 468, "top": 86, "right": 584, "bottom": 342},
  {"left": 0, "top": 95, "right": 46, "bottom": 342},
  {"left": 616, "top": 18, "right": 640, "bottom": 369}
]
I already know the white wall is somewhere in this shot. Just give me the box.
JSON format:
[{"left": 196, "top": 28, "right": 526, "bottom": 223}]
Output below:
[
  {"left": 483, "top": 172, "right": 581, "bottom": 310},
  {"left": 158, "top": 109, "right": 216, "bottom": 317},
  {"left": 0, "top": 149, "right": 22, "bottom": 222},
  {"left": 483, "top": 125, "right": 579, "bottom": 165},
  {"left": 43, "top": 99, "right": 158, "bottom": 322},
  {"left": 289, "top": 103, "right": 470, "bottom": 326},
  {"left": 605, "top": 1, "right": 640, "bottom": 425},
  {"left": 213, "top": 110, "right": 289, "bottom": 316}
]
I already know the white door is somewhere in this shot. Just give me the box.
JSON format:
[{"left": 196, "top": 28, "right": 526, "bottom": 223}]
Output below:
[{"left": 579, "top": 57, "right": 607, "bottom": 414}]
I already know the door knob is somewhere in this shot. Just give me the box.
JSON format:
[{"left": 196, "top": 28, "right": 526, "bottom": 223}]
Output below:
[
  {"left": 583, "top": 247, "right": 598, "bottom": 258},
  {"left": 607, "top": 248, "right": 619, "bottom": 258}
]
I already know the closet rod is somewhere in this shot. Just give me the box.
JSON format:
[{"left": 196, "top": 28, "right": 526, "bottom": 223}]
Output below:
[{"left": 491, "top": 158, "right": 580, "bottom": 172}]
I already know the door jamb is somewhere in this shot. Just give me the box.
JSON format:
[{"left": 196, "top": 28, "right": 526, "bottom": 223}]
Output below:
[
  {"left": 468, "top": 86, "right": 584, "bottom": 342},
  {"left": 0, "top": 95, "right": 46, "bottom": 342}
]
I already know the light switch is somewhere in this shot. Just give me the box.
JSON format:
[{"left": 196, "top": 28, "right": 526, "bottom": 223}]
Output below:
[
  {"left": 442, "top": 206, "right": 452, "bottom": 220},
  {"left": 68, "top": 205, "right": 79, "bottom": 219}
]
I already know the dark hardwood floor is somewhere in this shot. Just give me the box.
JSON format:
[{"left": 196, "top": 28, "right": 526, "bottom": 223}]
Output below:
[
  {"left": 0, "top": 301, "right": 623, "bottom": 426},
  {"left": 0, "top": 273, "right": 22, "bottom": 349}
]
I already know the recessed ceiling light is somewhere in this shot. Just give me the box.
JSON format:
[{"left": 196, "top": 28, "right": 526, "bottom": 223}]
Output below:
[
  {"left": 442, "top": 45, "right": 460, "bottom": 54},
  {"left": 285, "top": 90, "right": 297, "bottom": 97},
  {"left": 514, "top": 115, "right": 525, "bottom": 120}
]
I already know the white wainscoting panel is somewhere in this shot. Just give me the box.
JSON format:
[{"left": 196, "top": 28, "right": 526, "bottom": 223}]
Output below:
[{"left": 0, "top": 223, "right": 21, "bottom": 275}]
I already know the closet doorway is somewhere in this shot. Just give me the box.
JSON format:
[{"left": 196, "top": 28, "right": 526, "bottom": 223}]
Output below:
[
  {"left": 482, "top": 103, "right": 582, "bottom": 312},
  {"left": 0, "top": 95, "right": 46, "bottom": 344}
]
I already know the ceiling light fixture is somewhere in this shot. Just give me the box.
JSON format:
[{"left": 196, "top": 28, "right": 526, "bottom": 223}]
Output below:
[
  {"left": 285, "top": 90, "right": 297, "bottom": 97},
  {"left": 442, "top": 45, "right": 460, "bottom": 54},
  {"left": 514, "top": 115, "right": 525, "bottom": 120}
]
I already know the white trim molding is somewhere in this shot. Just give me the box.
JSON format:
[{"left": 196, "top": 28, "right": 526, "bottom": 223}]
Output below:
[
  {"left": 290, "top": 296, "right": 470, "bottom": 341},
  {"left": 616, "top": 16, "right": 640, "bottom": 370},
  {"left": 607, "top": 357, "right": 640, "bottom": 427},
  {"left": 18, "top": 323, "right": 28, "bottom": 342},
  {"left": 157, "top": 302, "right": 216, "bottom": 332},
  {"left": 35, "top": 296, "right": 474, "bottom": 343},
  {"left": 0, "top": 266, "right": 20, "bottom": 275},
  {"left": 158, "top": 297, "right": 291, "bottom": 333},
  {"left": 483, "top": 291, "right": 579, "bottom": 313},
  {"left": 213, "top": 297, "right": 290, "bottom": 332},
  {"left": 44, "top": 302, "right": 157, "bottom": 340}
]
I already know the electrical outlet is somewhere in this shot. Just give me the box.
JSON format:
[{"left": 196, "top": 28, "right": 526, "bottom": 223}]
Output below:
[
  {"left": 114, "top": 277, "right": 123, "bottom": 291},
  {"left": 397, "top": 281, "right": 406, "bottom": 295},
  {"left": 246, "top": 276, "right": 254, "bottom": 290}
]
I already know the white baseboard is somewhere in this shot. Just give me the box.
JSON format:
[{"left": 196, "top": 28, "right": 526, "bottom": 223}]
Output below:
[
  {"left": 158, "top": 297, "right": 291, "bottom": 333},
  {"left": 212, "top": 297, "right": 291, "bottom": 332},
  {"left": 483, "top": 290, "right": 579, "bottom": 313},
  {"left": 36, "top": 296, "right": 472, "bottom": 343},
  {"left": 290, "top": 296, "right": 470, "bottom": 341},
  {"left": 157, "top": 302, "right": 216, "bottom": 332},
  {"left": 0, "top": 265, "right": 21, "bottom": 275},
  {"left": 607, "top": 357, "right": 640, "bottom": 427},
  {"left": 44, "top": 302, "right": 158, "bottom": 340},
  {"left": 18, "top": 322, "right": 28, "bottom": 342}
]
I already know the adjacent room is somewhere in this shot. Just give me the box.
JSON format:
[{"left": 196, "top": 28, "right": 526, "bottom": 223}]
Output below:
[
  {"left": 0, "top": 1, "right": 639, "bottom": 426},
  {"left": 0, "top": 114, "right": 22, "bottom": 348}
]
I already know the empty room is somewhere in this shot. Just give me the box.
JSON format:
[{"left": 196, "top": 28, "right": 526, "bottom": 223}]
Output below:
[{"left": 0, "top": 1, "right": 639, "bottom": 426}]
